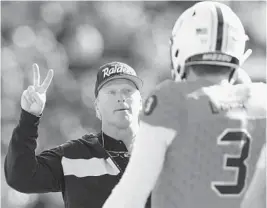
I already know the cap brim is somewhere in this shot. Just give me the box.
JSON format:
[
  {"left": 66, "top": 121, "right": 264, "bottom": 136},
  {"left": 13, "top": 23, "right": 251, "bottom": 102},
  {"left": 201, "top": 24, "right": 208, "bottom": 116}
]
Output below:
[{"left": 97, "top": 74, "right": 143, "bottom": 93}]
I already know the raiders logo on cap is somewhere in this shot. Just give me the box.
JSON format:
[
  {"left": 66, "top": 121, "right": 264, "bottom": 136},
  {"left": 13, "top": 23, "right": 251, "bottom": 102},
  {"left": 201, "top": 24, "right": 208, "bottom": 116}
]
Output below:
[{"left": 94, "top": 62, "right": 143, "bottom": 97}]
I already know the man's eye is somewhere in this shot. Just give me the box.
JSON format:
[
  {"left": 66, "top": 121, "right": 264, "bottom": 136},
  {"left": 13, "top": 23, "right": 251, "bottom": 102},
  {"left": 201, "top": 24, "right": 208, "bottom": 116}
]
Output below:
[
  {"left": 108, "top": 90, "right": 116, "bottom": 95},
  {"left": 124, "top": 89, "right": 133, "bottom": 94}
]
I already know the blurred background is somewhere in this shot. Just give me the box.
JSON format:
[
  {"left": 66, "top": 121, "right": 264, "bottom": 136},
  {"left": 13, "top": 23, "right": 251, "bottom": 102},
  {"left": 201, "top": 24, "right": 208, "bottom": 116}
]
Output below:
[{"left": 1, "top": 1, "right": 266, "bottom": 207}]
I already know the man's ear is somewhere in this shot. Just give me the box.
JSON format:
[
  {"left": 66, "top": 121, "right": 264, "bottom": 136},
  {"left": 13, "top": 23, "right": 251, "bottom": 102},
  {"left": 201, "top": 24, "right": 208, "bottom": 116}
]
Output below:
[{"left": 94, "top": 99, "right": 102, "bottom": 120}]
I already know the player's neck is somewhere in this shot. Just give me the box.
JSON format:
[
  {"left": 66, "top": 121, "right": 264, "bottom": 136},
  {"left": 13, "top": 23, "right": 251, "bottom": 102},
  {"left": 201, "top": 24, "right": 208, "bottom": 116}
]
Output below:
[
  {"left": 101, "top": 121, "right": 139, "bottom": 152},
  {"left": 188, "top": 74, "right": 229, "bottom": 85}
]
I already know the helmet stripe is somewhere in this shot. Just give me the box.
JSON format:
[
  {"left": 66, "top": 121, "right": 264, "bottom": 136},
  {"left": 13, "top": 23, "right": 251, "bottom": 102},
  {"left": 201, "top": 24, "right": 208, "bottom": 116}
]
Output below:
[{"left": 215, "top": 5, "right": 224, "bottom": 51}]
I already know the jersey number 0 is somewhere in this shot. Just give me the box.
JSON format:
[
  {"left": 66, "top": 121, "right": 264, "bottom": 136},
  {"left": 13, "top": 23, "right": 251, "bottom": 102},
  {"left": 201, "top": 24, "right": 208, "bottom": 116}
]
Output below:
[{"left": 211, "top": 129, "right": 251, "bottom": 196}]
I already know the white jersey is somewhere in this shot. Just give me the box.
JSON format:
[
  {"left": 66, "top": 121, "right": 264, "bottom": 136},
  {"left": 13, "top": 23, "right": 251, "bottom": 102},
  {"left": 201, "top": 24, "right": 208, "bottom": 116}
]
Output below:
[{"left": 146, "top": 80, "right": 266, "bottom": 208}]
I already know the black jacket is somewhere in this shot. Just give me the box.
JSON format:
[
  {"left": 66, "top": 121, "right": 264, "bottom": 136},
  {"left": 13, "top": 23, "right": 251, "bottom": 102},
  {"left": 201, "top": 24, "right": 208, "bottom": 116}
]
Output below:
[{"left": 5, "top": 109, "right": 151, "bottom": 208}]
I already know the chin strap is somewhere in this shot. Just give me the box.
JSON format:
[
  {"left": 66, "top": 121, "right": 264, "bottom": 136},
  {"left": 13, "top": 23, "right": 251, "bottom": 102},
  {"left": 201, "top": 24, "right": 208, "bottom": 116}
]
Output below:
[{"left": 240, "top": 49, "right": 253, "bottom": 66}]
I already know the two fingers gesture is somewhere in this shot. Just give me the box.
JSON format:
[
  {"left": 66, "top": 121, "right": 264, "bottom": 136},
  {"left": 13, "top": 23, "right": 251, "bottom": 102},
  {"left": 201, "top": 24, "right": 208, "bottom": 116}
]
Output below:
[{"left": 21, "top": 64, "right": 54, "bottom": 116}]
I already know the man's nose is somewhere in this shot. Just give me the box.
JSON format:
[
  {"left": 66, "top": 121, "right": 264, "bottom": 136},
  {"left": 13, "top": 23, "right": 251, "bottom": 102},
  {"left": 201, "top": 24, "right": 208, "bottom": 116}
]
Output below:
[{"left": 117, "top": 92, "right": 127, "bottom": 103}]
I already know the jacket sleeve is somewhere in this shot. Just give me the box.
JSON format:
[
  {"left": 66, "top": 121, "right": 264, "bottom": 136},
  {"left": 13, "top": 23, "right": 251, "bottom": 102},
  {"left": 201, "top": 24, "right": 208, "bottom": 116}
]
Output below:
[{"left": 4, "top": 109, "right": 65, "bottom": 193}]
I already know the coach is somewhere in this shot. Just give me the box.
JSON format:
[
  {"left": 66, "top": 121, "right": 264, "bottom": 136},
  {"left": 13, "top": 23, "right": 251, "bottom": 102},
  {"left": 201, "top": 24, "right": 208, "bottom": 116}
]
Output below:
[{"left": 4, "top": 62, "right": 150, "bottom": 208}]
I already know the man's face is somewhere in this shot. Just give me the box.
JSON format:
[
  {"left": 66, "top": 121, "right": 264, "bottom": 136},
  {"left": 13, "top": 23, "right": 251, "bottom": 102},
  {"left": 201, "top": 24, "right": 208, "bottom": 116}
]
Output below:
[{"left": 96, "top": 79, "right": 142, "bottom": 128}]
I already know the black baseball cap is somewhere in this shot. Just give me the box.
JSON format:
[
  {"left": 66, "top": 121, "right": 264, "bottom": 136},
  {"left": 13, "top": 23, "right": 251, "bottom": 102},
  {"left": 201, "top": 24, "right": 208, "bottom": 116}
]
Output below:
[{"left": 94, "top": 62, "right": 143, "bottom": 97}]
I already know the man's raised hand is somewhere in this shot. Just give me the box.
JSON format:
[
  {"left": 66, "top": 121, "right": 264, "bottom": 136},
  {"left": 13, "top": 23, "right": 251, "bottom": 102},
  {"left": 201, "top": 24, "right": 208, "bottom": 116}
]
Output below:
[{"left": 21, "top": 64, "right": 54, "bottom": 116}]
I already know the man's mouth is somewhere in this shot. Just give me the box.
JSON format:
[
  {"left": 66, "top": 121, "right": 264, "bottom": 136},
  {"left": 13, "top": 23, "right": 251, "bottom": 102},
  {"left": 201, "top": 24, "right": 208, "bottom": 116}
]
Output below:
[{"left": 115, "top": 108, "right": 130, "bottom": 112}]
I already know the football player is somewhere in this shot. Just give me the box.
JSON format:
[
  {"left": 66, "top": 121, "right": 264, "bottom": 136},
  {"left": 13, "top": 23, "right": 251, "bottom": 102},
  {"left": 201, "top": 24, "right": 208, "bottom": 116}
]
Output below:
[{"left": 103, "top": 1, "right": 266, "bottom": 208}]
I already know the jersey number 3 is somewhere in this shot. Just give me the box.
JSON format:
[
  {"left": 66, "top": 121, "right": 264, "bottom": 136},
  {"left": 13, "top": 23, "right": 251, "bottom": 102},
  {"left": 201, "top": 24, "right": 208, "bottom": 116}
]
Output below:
[{"left": 211, "top": 129, "right": 251, "bottom": 196}]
